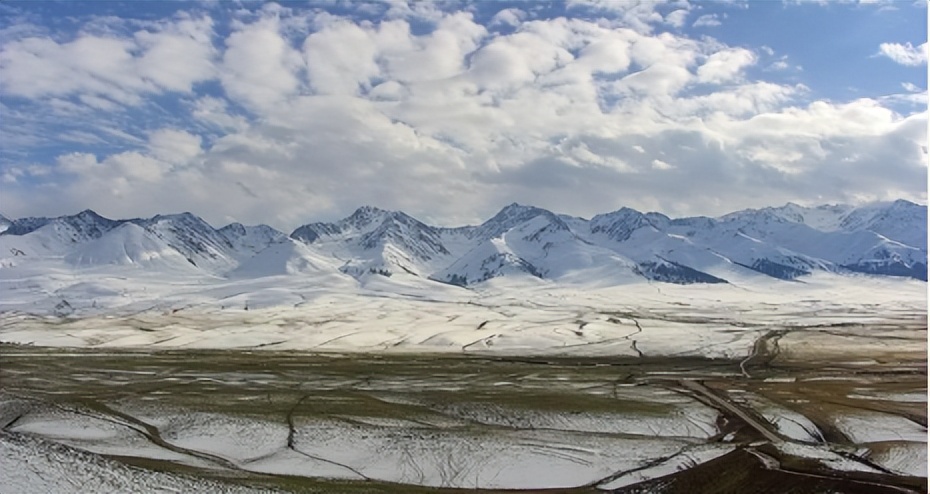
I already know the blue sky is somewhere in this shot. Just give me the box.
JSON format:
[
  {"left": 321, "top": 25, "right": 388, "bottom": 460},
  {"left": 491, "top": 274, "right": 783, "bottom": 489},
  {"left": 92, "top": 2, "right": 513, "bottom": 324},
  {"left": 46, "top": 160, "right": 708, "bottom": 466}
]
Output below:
[{"left": 0, "top": 0, "right": 926, "bottom": 229}]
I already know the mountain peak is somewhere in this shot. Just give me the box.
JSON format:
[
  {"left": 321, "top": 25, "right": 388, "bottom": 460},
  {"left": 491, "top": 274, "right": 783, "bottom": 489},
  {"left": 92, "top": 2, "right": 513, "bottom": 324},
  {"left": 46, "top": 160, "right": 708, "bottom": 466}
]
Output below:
[
  {"left": 498, "top": 202, "right": 540, "bottom": 215},
  {"left": 350, "top": 205, "right": 389, "bottom": 216},
  {"left": 891, "top": 198, "right": 919, "bottom": 209},
  {"left": 77, "top": 208, "right": 104, "bottom": 218},
  {"left": 473, "top": 203, "right": 562, "bottom": 241},
  {"left": 145, "top": 212, "right": 220, "bottom": 231},
  {"left": 488, "top": 203, "right": 550, "bottom": 221},
  {"left": 345, "top": 205, "right": 395, "bottom": 227},
  {"left": 152, "top": 211, "right": 200, "bottom": 222},
  {"left": 590, "top": 207, "right": 653, "bottom": 242}
]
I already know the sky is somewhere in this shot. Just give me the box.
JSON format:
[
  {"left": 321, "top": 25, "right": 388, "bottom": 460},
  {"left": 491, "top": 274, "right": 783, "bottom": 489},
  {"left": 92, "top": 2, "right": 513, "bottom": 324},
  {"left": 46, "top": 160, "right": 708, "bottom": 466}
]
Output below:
[{"left": 0, "top": 0, "right": 926, "bottom": 230}]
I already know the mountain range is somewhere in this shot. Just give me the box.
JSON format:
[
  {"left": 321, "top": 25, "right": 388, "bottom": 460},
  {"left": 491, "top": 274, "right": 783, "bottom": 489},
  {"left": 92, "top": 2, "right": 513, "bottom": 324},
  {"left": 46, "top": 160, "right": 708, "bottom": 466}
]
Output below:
[{"left": 0, "top": 200, "right": 926, "bottom": 287}]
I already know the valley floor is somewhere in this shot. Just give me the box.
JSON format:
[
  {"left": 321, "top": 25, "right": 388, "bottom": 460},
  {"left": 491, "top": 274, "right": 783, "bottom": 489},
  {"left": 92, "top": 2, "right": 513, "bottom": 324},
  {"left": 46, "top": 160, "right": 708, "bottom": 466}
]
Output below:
[
  {"left": 0, "top": 273, "right": 925, "bottom": 492},
  {"left": 0, "top": 343, "right": 926, "bottom": 493}
]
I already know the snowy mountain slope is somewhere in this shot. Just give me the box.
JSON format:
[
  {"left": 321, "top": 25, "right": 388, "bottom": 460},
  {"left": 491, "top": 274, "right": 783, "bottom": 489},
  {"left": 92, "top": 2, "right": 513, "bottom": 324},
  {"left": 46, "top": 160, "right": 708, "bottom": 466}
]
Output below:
[
  {"left": 218, "top": 223, "right": 287, "bottom": 260},
  {"left": 659, "top": 213, "right": 833, "bottom": 280},
  {"left": 1, "top": 223, "right": 78, "bottom": 259},
  {"left": 0, "top": 210, "right": 282, "bottom": 275},
  {"left": 586, "top": 213, "right": 750, "bottom": 283},
  {"left": 226, "top": 238, "right": 341, "bottom": 278},
  {"left": 127, "top": 213, "right": 237, "bottom": 272},
  {"left": 433, "top": 213, "right": 641, "bottom": 286},
  {"left": 589, "top": 207, "right": 656, "bottom": 243},
  {"left": 728, "top": 203, "right": 853, "bottom": 232},
  {"left": 0, "top": 214, "right": 11, "bottom": 234},
  {"left": 433, "top": 237, "right": 543, "bottom": 286},
  {"left": 585, "top": 209, "right": 716, "bottom": 283},
  {"left": 730, "top": 200, "right": 926, "bottom": 250},
  {"left": 3, "top": 209, "right": 120, "bottom": 243},
  {"left": 0, "top": 211, "right": 127, "bottom": 260},
  {"left": 838, "top": 199, "right": 927, "bottom": 250},
  {"left": 64, "top": 223, "right": 199, "bottom": 272},
  {"left": 290, "top": 206, "right": 454, "bottom": 278},
  {"left": 707, "top": 209, "right": 924, "bottom": 280},
  {"left": 470, "top": 203, "right": 569, "bottom": 241},
  {"left": 0, "top": 200, "right": 925, "bottom": 289}
]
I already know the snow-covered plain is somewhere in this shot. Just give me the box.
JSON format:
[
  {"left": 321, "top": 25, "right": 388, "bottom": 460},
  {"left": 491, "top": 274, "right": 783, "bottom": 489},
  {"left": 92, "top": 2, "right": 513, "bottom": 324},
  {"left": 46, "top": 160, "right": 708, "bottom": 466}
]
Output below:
[
  {"left": 1, "top": 266, "right": 925, "bottom": 360},
  {"left": 0, "top": 430, "right": 275, "bottom": 494}
]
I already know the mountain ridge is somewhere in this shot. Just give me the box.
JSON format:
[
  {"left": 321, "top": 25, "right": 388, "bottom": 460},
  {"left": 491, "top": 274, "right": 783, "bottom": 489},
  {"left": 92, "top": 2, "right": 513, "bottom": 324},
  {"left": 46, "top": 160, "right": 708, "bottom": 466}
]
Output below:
[{"left": 1, "top": 200, "right": 926, "bottom": 285}]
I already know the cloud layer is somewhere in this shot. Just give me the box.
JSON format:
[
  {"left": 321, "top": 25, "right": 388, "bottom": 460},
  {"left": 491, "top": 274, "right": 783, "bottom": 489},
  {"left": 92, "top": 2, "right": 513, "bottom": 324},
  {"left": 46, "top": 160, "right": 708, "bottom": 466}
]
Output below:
[{"left": 0, "top": 1, "right": 926, "bottom": 229}]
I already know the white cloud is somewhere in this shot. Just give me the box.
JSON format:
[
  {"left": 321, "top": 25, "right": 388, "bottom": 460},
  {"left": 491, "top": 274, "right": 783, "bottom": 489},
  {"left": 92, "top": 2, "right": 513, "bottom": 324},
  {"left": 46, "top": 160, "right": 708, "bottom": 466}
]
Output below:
[
  {"left": 692, "top": 14, "right": 721, "bottom": 27},
  {"left": 134, "top": 16, "right": 216, "bottom": 93},
  {"left": 613, "top": 62, "right": 693, "bottom": 97},
  {"left": 303, "top": 18, "right": 381, "bottom": 95},
  {"left": 565, "top": 0, "right": 670, "bottom": 33},
  {"left": 469, "top": 30, "right": 573, "bottom": 91},
  {"left": 0, "top": 35, "right": 145, "bottom": 103},
  {"left": 489, "top": 8, "right": 525, "bottom": 28},
  {"left": 767, "top": 60, "right": 789, "bottom": 71},
  {"left": 147, "top": 128, "right": 202, "bottom": 165},
  {"left": 384, "top": 12, "right": 486, "bottom": 83},
  {"left": 664, "top": 9, "right": 689, "bottom": 28},
  {"left": 697, "top": 48, "right": 756, "bottom": 84},
  {"left": 651, "top": 158, "right": 674, "bottom": 170},
  {"left": 56, "top": 152, "right": 100, "bottom": 175},
  {"left": 220, "top": 16, "right": 303, "bottom": 111},
  {"left": 877, "top": 41, "right": 928, "bottom": 66},
  {"left": 191, "top": 96, "right": 249, "bottom": 132},
  {"left": 0, "top": 5, "right": 926, "bottom": 226},
  {"left": 105, "top": 151, "right": 168, "bottom": 182},
  {"left": 0, "top": 16, "right": 216, "bottom": 105}
]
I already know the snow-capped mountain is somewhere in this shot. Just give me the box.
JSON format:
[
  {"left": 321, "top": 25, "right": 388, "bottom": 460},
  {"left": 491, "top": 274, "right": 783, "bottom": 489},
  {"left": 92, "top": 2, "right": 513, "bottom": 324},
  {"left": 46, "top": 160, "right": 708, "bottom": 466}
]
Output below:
[
  {"left": 124, "top": 213, "right": 239, "bottom": 272},
  {"left": 290, "top": 206, "right": 454, "bottom": 278},
  {"left": 469, "top": 203, "right": 566, "bottom": 241},
  {"left": 1, "top": 200, "right": 926, "bottom": 288},
  {"left": 837, "top": 199, "right": 927, "bottom": 250},
  {"left": 218, "top": 223, "right": 287, "bottom": 260},
  {"left": 4, "top": 209, "right": 120, "bottom": 243},
  {"left": 64, "top": 222, "right": 199, "bottom": 272},
  {"left": 0, "top": 214, "right": 11, "bottom": 234},
  {"left": 432, "top": 211, "right": 642, "bottom": 286},
  {"left": 227, "top": 238, "right": 338, "bottom": 278}
]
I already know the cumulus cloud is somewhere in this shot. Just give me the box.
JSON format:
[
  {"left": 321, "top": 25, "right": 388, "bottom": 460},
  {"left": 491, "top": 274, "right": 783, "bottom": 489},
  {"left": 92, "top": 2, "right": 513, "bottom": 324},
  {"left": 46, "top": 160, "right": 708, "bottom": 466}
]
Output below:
[
  {"left": 664, "top": 9, "right": 689, "bottom": 28},
  {"left": 565, "top": 0, "right": 672, "bottom": 33},
  {"left": 220, "top": 15, "right": 303, "bottom": 111},
  {"left": 0, "top": 2, "right": 925, "bottom": 228},
  {"left": 147, "top": 129, "right": 202, "bottom": 165},
  {"left": 0, "top": 15, "right": 215, "bottom": 105},
  {"left": 697, "top": 48, "right": 756, "bottom": 84},
  {"left": 877, "top": 41, "right": 928, "bottom": 66},
  {"left": 489, "top": 8, "right": 525, "bottom": 28}
]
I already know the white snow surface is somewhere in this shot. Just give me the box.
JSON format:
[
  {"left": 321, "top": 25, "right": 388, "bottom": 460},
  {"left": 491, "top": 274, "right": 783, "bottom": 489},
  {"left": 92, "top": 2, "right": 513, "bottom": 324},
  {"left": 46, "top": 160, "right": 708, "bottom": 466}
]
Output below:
[
  {"left": 597, "top": 444, "right": 735, "bottom": 490},
  {"left": 0, "top": 431, "right": 274, "bottom": 494},
  {"left": 0, "top": 268, "right": 924, "bottom": 358},
  {"left": 834, "top": 414, "right": 928, "bottom": 444},
  {"left": 775, "top": 442, "right": 884, "bottom": 474},
  {"left": 64, "top": 223, "right": 199, "bottom": 272},
  {"left": 869, "top": 442, "right": 928, "bottom": 477}
]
